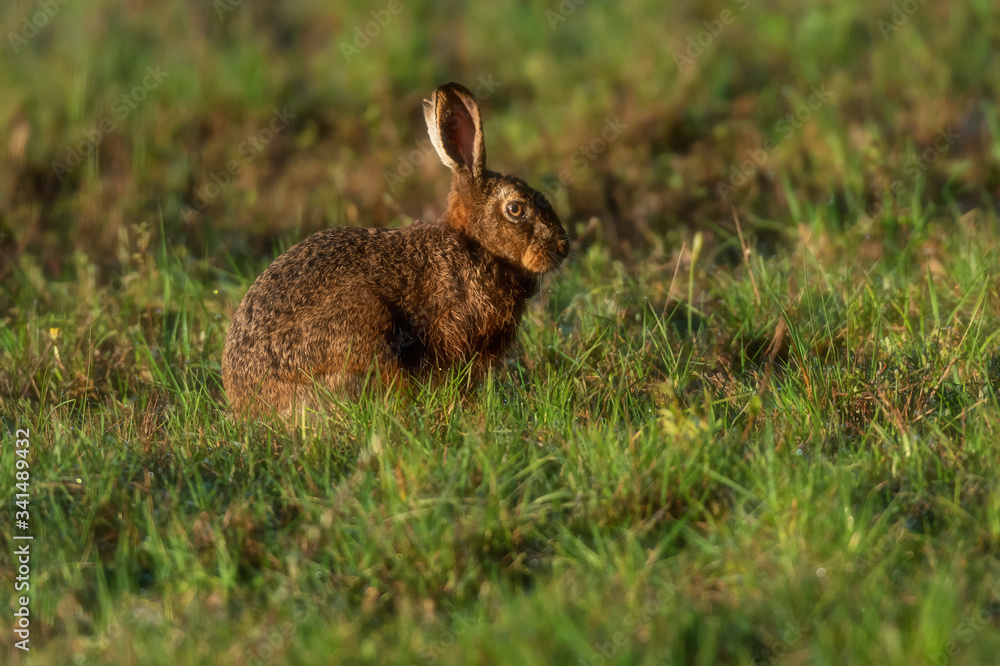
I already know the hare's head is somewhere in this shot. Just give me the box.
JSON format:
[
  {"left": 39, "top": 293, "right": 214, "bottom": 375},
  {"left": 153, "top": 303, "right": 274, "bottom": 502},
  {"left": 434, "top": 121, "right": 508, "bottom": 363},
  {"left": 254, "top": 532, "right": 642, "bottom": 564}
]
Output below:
[{"left": 423, "top": 82, "right": 568, "bottom": 275}]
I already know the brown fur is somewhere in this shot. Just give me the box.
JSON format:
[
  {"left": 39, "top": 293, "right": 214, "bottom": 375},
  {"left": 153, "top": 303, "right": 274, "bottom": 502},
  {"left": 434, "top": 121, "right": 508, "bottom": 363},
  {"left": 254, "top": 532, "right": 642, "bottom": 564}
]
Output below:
[{"left": 222, "top": 83, "right": 568, "bottom": 417}]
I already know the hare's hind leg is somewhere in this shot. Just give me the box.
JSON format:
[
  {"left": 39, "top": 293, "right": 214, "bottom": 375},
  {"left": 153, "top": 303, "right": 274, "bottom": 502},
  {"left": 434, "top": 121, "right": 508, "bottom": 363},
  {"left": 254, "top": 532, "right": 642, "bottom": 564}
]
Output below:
[{"left": 289, "top": 294, "right": 416, "bottom": 408}]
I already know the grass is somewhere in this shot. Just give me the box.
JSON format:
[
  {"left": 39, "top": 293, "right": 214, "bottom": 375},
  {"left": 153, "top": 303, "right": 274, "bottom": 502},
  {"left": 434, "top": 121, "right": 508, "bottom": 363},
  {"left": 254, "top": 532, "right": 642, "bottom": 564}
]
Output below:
[{"left": 3, "top": 0, "right": 1000, "bottom": 664}]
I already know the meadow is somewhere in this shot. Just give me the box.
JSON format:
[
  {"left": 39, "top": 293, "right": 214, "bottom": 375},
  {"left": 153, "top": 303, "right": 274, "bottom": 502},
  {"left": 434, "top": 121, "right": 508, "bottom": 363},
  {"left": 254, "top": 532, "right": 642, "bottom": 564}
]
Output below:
[{"left": 2, "top": 0, "right": 1000, "bottom": 663}]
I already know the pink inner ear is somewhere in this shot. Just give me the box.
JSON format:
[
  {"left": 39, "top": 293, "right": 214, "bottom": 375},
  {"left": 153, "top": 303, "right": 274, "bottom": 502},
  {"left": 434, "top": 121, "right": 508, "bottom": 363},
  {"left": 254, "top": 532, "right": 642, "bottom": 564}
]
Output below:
[{"left": 446, "top": 97, "right": 477, "bottom": 169}]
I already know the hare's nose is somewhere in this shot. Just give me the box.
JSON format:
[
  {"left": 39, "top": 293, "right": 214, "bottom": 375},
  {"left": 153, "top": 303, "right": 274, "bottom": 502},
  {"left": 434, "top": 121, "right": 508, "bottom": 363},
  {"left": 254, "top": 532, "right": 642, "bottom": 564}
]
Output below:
[{"left": 553, "top": 233, "right": 569, "bottom": 258}]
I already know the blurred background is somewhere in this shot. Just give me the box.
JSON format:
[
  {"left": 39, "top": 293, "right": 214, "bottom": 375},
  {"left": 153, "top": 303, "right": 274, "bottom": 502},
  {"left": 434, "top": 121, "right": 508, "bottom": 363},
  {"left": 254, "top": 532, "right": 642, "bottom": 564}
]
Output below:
[{"left": 2, "top": 0, "right": 996, "bottom": 285}]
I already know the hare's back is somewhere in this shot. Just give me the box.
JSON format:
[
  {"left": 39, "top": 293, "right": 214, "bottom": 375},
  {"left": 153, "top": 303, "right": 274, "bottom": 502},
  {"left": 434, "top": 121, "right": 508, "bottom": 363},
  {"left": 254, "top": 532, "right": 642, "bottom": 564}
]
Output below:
[
  {"left": 230, "top": 226, "right": 401, "bottom": 335},
  {"left": 259, "top": 226, "right": 393, "bottom": 286}
]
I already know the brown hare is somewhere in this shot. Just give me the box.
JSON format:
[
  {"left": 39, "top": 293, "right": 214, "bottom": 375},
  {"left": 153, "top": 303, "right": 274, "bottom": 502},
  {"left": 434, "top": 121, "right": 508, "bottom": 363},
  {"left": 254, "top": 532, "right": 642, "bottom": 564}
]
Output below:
[{"left": 222, "top": 82, "right": 568, "bottom": 416}]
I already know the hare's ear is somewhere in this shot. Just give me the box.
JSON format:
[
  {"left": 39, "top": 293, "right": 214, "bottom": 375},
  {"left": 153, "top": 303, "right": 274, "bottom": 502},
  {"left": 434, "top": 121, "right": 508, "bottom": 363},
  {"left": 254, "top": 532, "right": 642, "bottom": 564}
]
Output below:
[{"left": 423, "top": 82, "right": 485, "bottom": 181}]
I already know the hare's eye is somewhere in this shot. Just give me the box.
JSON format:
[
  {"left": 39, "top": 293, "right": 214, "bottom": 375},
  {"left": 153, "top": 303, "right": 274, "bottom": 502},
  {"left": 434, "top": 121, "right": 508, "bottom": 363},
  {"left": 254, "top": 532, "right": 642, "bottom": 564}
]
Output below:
[{"left": 505, "top": 201, "right": 526, "bottom": 220}]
